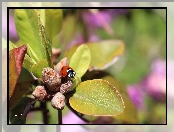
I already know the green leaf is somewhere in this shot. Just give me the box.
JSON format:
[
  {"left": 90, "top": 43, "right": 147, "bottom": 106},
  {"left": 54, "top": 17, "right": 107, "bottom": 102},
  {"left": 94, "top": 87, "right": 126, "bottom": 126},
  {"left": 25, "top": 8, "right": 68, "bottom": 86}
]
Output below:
[
  {"left": 65, "top": 40, "right": 125, "bottom": 71},
  {"left": 31, "top": 59, "right": 48, "bottom": 78},
  {"left": 72, "top": 74, "right": 81, "bottom": 90},
  {"left": 69, "top": 79, "right": 125, "bottom": 116},
  {"left": 88, "top": 40, "right": 125, "bottom": 70},
  {"left": 14, "top": 9, "right": 42, "bottom": 62},
  {"left": 69, "top": 44, "right": 91, "bottom": 78},
  {"left": 22, "top": 54, "right": 36, "bottom": 72},
  {"left": 39, "top": 25, "right": 53, "bottom": 68},
  {"left": 36, "top": 9, "right": 45, "bottom": 25},
  {"left": 102, "top": 76, "right": 138, "bottom": 123},
  {"left": 26, "top": 44, "right": 39, "bottom": 63},
  {"left": 114, "top": 94, "right": 138, "bottom": 123},
  {"left": 45, "top": 9, "right": 63, "bottom": 48},
  {"left": 14, "top": 9, "right": 53, "bottom": 68}
]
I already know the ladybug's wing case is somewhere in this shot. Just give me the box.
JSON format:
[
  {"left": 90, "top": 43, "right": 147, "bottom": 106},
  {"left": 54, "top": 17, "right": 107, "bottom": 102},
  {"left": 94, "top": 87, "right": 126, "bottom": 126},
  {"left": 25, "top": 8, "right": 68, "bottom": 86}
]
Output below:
[
  {"left": 60, "top": 66, "right": 68, "bottom": 77},
  {"left": 60, "top": 66, "right": 76, "bottom": 78}
]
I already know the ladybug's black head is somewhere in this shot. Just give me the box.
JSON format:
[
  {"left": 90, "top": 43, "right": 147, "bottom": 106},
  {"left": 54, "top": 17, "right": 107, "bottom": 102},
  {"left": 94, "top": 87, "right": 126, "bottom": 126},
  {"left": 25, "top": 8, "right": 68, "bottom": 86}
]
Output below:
[{"left": 67, "top": 68, "right": 76, "bottom": 78}]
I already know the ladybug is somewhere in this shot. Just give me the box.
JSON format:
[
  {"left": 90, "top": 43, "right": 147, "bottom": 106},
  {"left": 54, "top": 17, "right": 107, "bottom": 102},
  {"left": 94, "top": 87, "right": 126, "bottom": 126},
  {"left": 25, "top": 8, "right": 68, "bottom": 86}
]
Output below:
[{"left": 60, "top": 66, "right": 76, "bottom": 79}]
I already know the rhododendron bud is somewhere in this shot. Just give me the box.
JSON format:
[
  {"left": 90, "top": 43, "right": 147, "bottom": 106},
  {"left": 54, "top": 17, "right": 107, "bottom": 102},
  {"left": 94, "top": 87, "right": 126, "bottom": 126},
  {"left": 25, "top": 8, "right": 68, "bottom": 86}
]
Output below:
[
  {"left": 51, "top": 92, "right": 65, "bottom": 110},
  {"left": 42, "top": 67, "right": 61, "bottom": 91}
]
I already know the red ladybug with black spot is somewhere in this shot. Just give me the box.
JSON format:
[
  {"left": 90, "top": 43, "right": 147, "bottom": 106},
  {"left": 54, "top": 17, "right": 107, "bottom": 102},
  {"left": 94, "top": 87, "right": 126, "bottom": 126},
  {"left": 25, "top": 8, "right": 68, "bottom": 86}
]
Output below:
[{"left": 60, "top": 66, "right": 76, "bottom": 79}]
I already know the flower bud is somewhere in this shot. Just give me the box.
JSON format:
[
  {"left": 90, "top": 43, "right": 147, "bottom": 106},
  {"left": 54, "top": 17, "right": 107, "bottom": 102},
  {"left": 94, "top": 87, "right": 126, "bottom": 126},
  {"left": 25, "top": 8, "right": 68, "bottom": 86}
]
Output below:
[
  {"left": 54, "top": 57, "right": 69, "bottom": 74},
  {"left": 51, "top": 92, "right": 65, "bottom": 110},
  {"left": 60, "top": 80, "right": 73, "bottom": 94},
  {"left": 32, "top": 86, "right": 47, "bottom": 101},
  {"left": 42, "top": 67, "right": 61, "bottom": 91}
]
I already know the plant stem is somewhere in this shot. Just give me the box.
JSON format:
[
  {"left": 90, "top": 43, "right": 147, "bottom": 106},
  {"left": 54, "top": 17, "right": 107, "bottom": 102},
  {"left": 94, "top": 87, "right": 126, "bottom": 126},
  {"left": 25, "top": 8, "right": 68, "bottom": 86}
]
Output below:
[
  {"left": 40, "top": 101, "right": 49, "bottom": 124},
  {"left": 58, "top": 109, "right": 62, "bottom": 124}
]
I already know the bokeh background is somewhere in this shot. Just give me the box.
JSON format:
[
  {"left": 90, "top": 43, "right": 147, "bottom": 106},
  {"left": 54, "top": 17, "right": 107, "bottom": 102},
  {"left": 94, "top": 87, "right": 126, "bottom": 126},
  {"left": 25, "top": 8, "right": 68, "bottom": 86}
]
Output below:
[{"left": 2, "top": 2, "right": 171, "bottom": 132}]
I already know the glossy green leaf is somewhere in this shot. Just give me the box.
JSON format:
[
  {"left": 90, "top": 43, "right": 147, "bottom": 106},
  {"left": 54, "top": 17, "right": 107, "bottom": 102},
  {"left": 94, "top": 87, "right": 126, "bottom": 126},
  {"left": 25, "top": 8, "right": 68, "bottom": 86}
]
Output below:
[
  {"left": 26, "top": 44, "right": 38, "bottom": 64},
  {"left": 39, "top": 26, "right": 53, "bottom": 68},
  {"left": 14, "top": 9, "right": 53, "bottom": 68},
  {"left": 65, "top": 40, "right": 125, "bottom": 71},
  {"left": 69, "top": 44, "right": 91, "bottom": 78},
  {"left": 22, "top": 54, "right": 36, "bottom": 72},
  {"left": 31, "top": 59, "right": 48, "bottom": 78},
  {"left": 114, "top": 94, "right": 138, "bottom": 123},
  {"left": 72, "top": 74, "right": 81, "bottom": 90},
  {"left": 36, "top": 9, "right": 45, "bottom": 25},
  {"left": 45, "top": 9, "right": 63, "bottom": 48},
  {"left": 102, "top": 76, "right": 138, "bottom": 123},
  {"left": 88, "top": 40, "right": 125, "bottom": 70},
  {"left": 102, "top": 76, "right": 127, "bottom": 96},
  {"left": 69, "top": 79, "right": 125, "bottom": 116},
  {"left": 14, "top": 9, "right": 42, "bottom": 62}
]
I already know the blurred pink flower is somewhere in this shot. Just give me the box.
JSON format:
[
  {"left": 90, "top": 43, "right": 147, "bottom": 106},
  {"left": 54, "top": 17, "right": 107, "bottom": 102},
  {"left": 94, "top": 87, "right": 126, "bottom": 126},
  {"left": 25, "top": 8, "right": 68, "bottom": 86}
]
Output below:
[
  {"left": 63, "top": 110, "right": 86, "bottom": 124},
  {"left": 127, "top": 59, "right": 166, "bottom": 109},
  {"left": 68, "top": 9, "right": 129, "bottom": 48},
  {"left": 81, "top": 9, "right": 129, "bottom": 40},
  {"left": 82, "top": 9, "right": 128, "bottom": 28},
  {"left": 82, "top": 10, "right": 112, "bottom": 28},
  {"left": 127, "top": 84, "right": 146, "bottom": 110},
  {"left": 141, "top": 59, "right": 166, "bottom": 100}
]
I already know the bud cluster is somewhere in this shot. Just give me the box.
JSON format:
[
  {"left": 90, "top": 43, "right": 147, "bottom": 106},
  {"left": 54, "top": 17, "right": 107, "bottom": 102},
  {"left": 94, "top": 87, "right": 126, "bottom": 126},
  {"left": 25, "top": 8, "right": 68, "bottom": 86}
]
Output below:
[{"left": 32, "top": 57, "right": 73, "bottom": 110}]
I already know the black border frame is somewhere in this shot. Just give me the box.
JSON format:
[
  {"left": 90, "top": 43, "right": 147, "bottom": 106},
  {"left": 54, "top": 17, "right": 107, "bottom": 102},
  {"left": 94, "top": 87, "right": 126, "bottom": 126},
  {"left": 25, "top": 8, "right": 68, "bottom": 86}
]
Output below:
[{"left": 7, "top": 6, "right": 167, "bottom": 125}]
